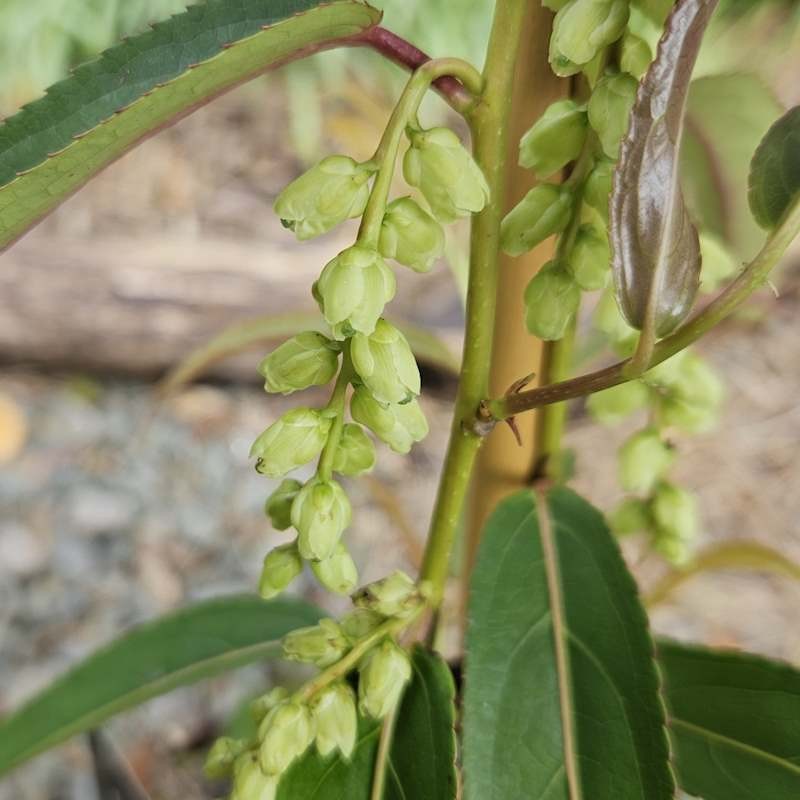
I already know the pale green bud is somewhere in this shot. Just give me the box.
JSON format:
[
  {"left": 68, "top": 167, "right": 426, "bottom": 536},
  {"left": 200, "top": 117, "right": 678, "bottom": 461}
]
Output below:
[
  {"left": 332, "top": 423, "right": 375, "bottom": 476},
  {"left": 264, "top": 479, "right": 303, "bottom": 531},
  {"left": 652, "top": 482, "right": 698, "bottom": 544},
  {"left": 593, "top": 288, "right": 637, "bottom": 353},
  {"left": 524, "top": 261, "right": 581, "bottom": 341},
  {"left": 350, "top": 388, "right": 428, "bottom": 454},
  {"left": 316, "top": 245, "right": 396, "bottom": 339},
  {"left": 259, "top": 332, "right": 340, "bottom": 395},
  {"left": 568, "top": 223, "right": 610, "bottom": 290},
  {"left": 586, "top": 380, "right": 650, "bottom": 425},
  {"left": 620, "top": 32, "right": 652, "bottom": 79},
  {"left": 352, "top": 570, "right": 420, "bottom": 618},
  {"left": 654, "top": 354, "right": 723, "bottom": 433},
  {"left": 204, "top": 736, "right": 246, "bottom": 779},
  {"left": 274, "top": 155, "right": 374, "bottom": 240},
  {"left": 403, "top": 127, "right": 490, "bottom": 222},
  {"left": 519, "top": 99, "right": 589, "bottom": 179},
  {"left": 699, "top": 232, "right": 738, "bottom": 293},
  {"left": 653, "top": 531, "right": 691, "bottom": 566},
  {"left": 231, "top": 752, "right": 278, "bottom": 800},
  {"left": 618, "top": 428, "right": 674, "bottom": 495},
  {"left": 609, "top": 497, "right": 652, "bottom": 537},
  {"left": 311, "top": 683, "right": 358, "bottom": 759},
  {"left": 282, "top": 618, "right": 348, "bottom": 668},
  {"left": 358, "top": 639, "right": 412, "bottom": 719},
  {"left": 292, "top": 479, "right": 351, "bottom": 561},
  {"left": 501, "top": 184, "right": 573, "bottom": 257},
  {"left": 550, "top": 0, "right": 630, "bottom": 76},
  {"left": 588, "top": 72, "right": 638, "bottom": 159},
  {"left": 340, "top": 608, "right": 384, "bottom": 642},
  {"left": 641, "top": 350, "right": 691, "bottom": 390},
  {"left": 351, "top": 319, "right": 420, "bottom": 405},
  {"left": 258, "top": 542, "right": 303, "bottom": 600},
  {"left": 250, "top": 409, "right": 332, "bottom": 478},
  {"left": 584, "top": 158, "right": 615, "bottom": 222},
  {"left": 311, "top": 543, "right": 359, "bottom": 595},
  {"left": 379, "top": 197, "right": 445, "bottom": 273},
  {"left": 251, "top": 687, "right": 290, "bottom": 724},
  {"left": 258, "top": 701, "right": 315, "bottom": 776}
]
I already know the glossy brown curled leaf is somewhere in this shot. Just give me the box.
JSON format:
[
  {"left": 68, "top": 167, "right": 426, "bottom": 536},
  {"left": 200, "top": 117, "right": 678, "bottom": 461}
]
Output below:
[{"left": 610, "top": 0, "right": 718, "bottom": 348}]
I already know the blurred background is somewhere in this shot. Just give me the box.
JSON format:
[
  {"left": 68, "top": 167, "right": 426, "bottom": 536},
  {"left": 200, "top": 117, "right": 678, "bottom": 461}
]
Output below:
[{"left": 0, "top": 0, "right": 799, "bottom": 797}]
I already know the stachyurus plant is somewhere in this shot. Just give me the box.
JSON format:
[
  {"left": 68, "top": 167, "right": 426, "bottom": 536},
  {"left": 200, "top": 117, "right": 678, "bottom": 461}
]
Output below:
[{"left": 1, "top": 0, "right": 800, "bottom": 798}]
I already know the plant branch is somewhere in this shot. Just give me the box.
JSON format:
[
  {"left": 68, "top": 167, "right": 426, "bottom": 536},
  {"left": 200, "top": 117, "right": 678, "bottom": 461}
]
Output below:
[{"left": 486, "top": 198, "right": 800, "bottom": 422}]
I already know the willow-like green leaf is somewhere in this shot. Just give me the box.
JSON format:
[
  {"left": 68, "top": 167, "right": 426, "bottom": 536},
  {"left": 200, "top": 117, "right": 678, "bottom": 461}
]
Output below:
[{"left": 0, "top": 0, "right": 381, "bottom": 253}]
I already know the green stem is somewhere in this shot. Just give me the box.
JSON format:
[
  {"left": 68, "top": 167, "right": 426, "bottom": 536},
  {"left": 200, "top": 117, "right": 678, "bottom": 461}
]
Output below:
[
  {"left": 418, "top": 0, "right": 529, "bottom": 607},
  {"left": 357, "top": 58, "right": 483, "bottom": 248},
  {"left": 370, "top": 706, "right": 399, "bottom": 800},
  {"left": 486, "top": 198, "right": 800, "bottom": 421},
  {"left": 317, "top": 345, "right": 354, "bottom": 482}
]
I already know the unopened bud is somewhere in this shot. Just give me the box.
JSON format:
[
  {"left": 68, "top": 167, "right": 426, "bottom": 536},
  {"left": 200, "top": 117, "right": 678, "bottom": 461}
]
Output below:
[
  {"left": 609, "top": 497, "right": 653, "bottom": 537},
  {"left": 274, "top": 155, "right": 374, "bottom": 240},
  {"left": 352, "top": 570, "right": 420, "bottom": 618},
  {"left": 584, "top": 158, "right": 616, "bottom": 222},
  {"left": 332, "top": 423, "right": 376, "bottom": 476},
  {"left": 258, "top": 701, "right": 315, "bottom": 776},
  {"left": 259, "top": 332, "right": 340, "bottom": 395},
  {"left": 258, "top": 542, "right": 303, "bottom": 600},
  {"left": 403, "top": 127, "right": 490, "bottom": 222},
  {"left": 358, "top": 639, "right": 412, "bottom": 719},
  {"left": 379, "top": 197, "right": 445, "bottom": 273},
  {"left": 586, "top": 380, "right": 650, "bottom": 425},
  {"left": 231, "top": 752, "right": 278, "bottom": 800},
  {"left": 316, "top": 245, "right": 396, "bottom": 338},
  {"left": 519, "top": 99, "right": 589, "bottom": 179},
  {"left": 501, "top": 184, "right": 573, "bottom": 257},
  {"left": 618, "top": 428, "right": 674, "bottom": 495},
  {"left": 292, "top": 479, "right": 351, "bottom": 562},
  {"left": 652, "top": 354, "right": 723, "bottom": 433},
  {"left": 264, "top": 479, "right": 303, "bottom": 531},
  {"left": 340, "top": 608, "right": 384, "bottom": 642},
  {"left": 567, "top": 223, "right": 610, "bottom": 290},
  {"left": 311, "top": 683, "right": 358, "bottom": 759},
  {"left": 652, "top": 482, "right": 698, "bottom": 544},
  {"left": 620, "top": 32, "right": 652, "bottom": 79},
  {"left": 524, "top": 261, "right": 581, "bottom": 341},
  {"left": 311, "top": 543, "right": 359, "bottom": 595},
  {"left": 251, "top": 687, "right": 290, "bottom": 724},
  {"left": 282, "top": 618, "right": 348, "bottom": 667},
  {"left": 204, "top": 736, "right": 246, "bottom": 779},
  {"left": 250, "top": 409, "right": 331, "bottom": 478},
  {"left": 350, "top": 388, "right": 428, "bottom": 454},
  {"left": 351, "top": 319, "right": 420, "bottom": 405},
  {"left": 588, "top": 72, "right": 638, "bottom": 159}
]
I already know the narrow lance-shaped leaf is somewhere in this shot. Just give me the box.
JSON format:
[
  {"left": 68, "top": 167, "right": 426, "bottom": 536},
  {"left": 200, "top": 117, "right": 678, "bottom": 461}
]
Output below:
[
  {"left": 0, "top": 0, "right": 382, "bottom": 253},
  {"left": 610, "top": 0, "right": 718, "bottom": 358}
]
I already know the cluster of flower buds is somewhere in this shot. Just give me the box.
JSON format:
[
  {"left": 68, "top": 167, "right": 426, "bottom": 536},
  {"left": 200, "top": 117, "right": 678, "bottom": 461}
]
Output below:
[{"left": 205, "top": 572, "right": 424, "bottom": 798}]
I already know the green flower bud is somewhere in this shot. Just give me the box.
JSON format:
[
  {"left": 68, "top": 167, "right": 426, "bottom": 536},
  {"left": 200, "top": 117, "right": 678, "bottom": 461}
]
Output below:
[
  {"left": 311, "top": 683, "right": 358, "bottom": 759},
  {"left": 251, "top": 687, "right": 290, "bottom": 724},
  {"left": 332, "top": 423, "right": 376, "bottom": 476},
  {"left": 524, "top": 261, "right": 581, "bottom": 341},
  {"left": 519, "top": 99, "right": 589, "bottom": 179},
  {"left": 258, "top": 332, "right": 340, "bottom": 395},
  {"left": 501, "top": 184, "right": 573, "bottom": 257},
  {"left": 567, "top": 223, "right": 610, "bottom": 290},
  {"left": 403, "top": 127, "right": 490, "bottom": 222},
  {"left": 258, "top": 542, "right": 303, "bottom": 600},
  {"left": 282, "top": 618, "right": 349, "bottom": 667},
  {"left": 593, "top": 288, "right": 637, "bottom": 353},
  {"left": 700, "top": 232, "right": 738, "bottom": 293},
  {"left": 316, "top": 245, "right": 396, "bottom": 339},
  {"left": 609, "top": 497, "right": 653, "bottom": 537},
  {"left": 652, "top": 482, "right": 698, "bottom": 544},
  {"left": 264, "top": 479, "right": 303, "bottom": 531},
  {"left": 350, "top": 388, "right": 428, "bottom": 454},
  {"left": 339, "top": 608, "right": 384, "bottom": 642},
  {"left": 586, "top": 380, "right": 650, "bottom": 425},
  {"left": 232, "top": 752, "right": 278, "bottom": 800},
  {"left": 250, "top": 409, "right": 332, "bottom": 478},
  {"left": 311, "top": 542, "right": 359, "bottom": 595},
  {"left": 618, "top": 428, "right": 674, "bottom": 495},
  {"left": 584, "top": 158, "right": 615, "bottom": 223},
  {"left": 274, "top": 155, "right": 374, "bottom": 240},
  {"left": 550, "top": 0, "right": 630, "bottom": 76},
  {"left": 292, "top": 479, "right": 351, "bottom": 562},
  {"left": 352, "top": 570, "right": 420, "bottom": 618},
  {"left": 620, "top": 32, "right": 652, "bottom": 79},
  {"left": 654, "top": 354, "right": 724, "bottom": 433},
  {"left": 641, "top": 350, "right": 691, "bottom": 389},
  {"left": 379, "top": 197, "right": 445, "bottom": 273},
  {"left": 653, "top": 531, "right": 691, "bottom": 566},
  {"left": 204, "top": 736, "right": 247, "bottom": 779},
  {"left": 258, "top": 701, "right": 315, "bottom": 776},
  {"left": 588, "top": 72, "right": 638, "bottom": 159},
  {"left": 358, "top": 639, "right": 412, "bottom": 719},
  {"left": 351, "top": 319, "right": 420, "bottom": 405}
]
